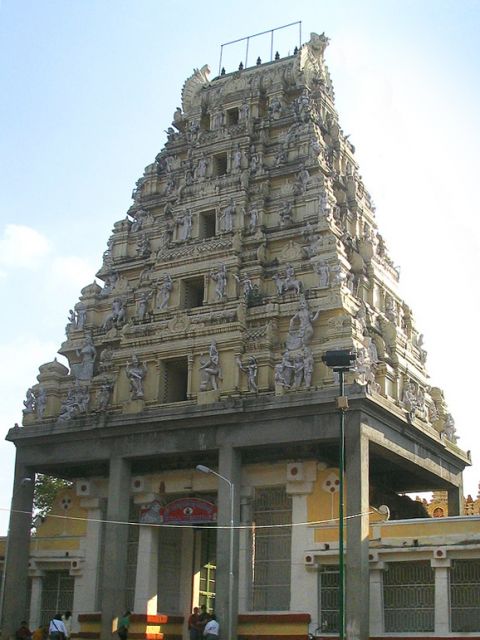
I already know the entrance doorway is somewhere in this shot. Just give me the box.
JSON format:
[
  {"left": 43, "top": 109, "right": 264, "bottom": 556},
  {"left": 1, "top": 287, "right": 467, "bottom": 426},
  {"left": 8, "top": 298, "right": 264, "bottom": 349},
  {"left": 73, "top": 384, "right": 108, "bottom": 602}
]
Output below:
[{"left": 193, "top": 527, "right": 217, "bottom": 613}]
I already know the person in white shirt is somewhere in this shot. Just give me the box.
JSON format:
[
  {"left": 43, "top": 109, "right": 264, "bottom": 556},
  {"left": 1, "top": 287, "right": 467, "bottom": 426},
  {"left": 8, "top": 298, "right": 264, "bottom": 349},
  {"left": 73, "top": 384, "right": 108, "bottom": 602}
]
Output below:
[
  {"left": 49, "top": 615, "right": 67, "bottom": 640},
  {"left": 203, "top": 614, "right": 219, "bottom": 639}
]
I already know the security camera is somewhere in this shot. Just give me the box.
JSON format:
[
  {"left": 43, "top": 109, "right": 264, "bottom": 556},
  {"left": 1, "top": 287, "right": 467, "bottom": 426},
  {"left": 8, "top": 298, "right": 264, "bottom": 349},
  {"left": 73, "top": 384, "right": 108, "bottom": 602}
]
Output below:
[{"left": 20, "top": 477, "right": 33, "bottom": 487}]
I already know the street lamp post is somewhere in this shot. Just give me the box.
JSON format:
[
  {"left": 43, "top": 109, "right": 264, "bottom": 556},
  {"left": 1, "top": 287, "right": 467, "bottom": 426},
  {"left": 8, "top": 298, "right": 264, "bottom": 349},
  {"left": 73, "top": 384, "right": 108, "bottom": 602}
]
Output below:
[
  {"left": 195, "top": 464, "right": 235, "bottom": 640},
  {"left": 321, "top": 350, "right": 356, "bottom": 640}
]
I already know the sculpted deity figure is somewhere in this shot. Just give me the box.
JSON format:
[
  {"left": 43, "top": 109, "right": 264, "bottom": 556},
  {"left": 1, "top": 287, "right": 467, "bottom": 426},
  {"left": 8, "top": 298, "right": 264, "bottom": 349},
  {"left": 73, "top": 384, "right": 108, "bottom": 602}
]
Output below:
[
  {"left": 210, "top": 264, "right": 227, "bottom": 300},
  {"left": 196, "top": 154, "right": 208, "bottom": 179},
  {"left": 58, "top": 384, "right": 89, "bottom": 421},
  {"left": 220, "top": 199, "right": 236, "bottom": 233},
  {"left": 126, "top": 355, "right": 147, "bottom": 399},
  {"left": 136, "top": 290, "right": 153, "bottom": 321},
  {"left": 96, "top": 380, "right": 113, "bottom": 411},
  {"left": 239, "top": 97, "right": 250, "bottom": 121},
  {"left": 212, "top": 110, "right": 224, "bottom": 130},
  {"left": 158, "top": 274, "right": 173, "bottom": 310},
  {"left": 199, "top": 340, "right": 221, "bottom": 391},
  {"left": 279, "top": 352, "right": 294, "bottom": 388},
  {"left": 292, "top": 354, "right": 304, "bottom": 388},
  {"left": 233, "top": 272, "right": 254, "bottom": 300},
  {"left": 314, "top": 260, "right": 330, "bottom": 288},
  {"left": 163, "top": 218, "right": 175, "bottom": 245},
  {"left": 249, "top": 144, "right": 259, "bottom": 174},
  {"left": 236, "top": 356, "right": 258, "bottom": 392},
  {"left": 279, "top": 201, "right": 293, "bottom": 226},
  {"left": 76, "top": 303, "right": 87, "bottom": 330},
  {"left": 303, "top": 348, "right": 314, "bottom": 388},
  {"left": 287, "top": 296, "right": 320, "bottom": 349},
  {"left": 131, "top": 208, "right": 149, "bottom": 233},
  {"left": 232, "top": 145, "right": 242, "bottom": 172},
  {"left": 176, "top": 209, "right": 193, "bottom": 241},
  {"left": 103, "top": 297, "right": 126, "bottom": 330},
  {"left": 245, "top": 204, "right": 258, "bottom": 234},
  {"left": 294, "top": 164, "right": 310, "bottom": 195},
  {"left": 443, "top": 413, "right": 458, "bottom": 443},
  {"left": 23, "top": 387, "right": 35, "bottom": 415},
  {"left": 268, "top": 97, "right": 282, "bottom": 120},
  {"left": 136, "top": 233, "right": 151, "bottom": 258},
  {"left": 402, "top": 380, "right": 417, "bottom": 421},
  {"left": 72, "top": 334, "right": 97, "bottom": 381},
  {"left": 36, "top": 386, "right": 47, "bottom": 418},
  {"left": 100, "top": 271, "right": 118, "bottom": 298}
]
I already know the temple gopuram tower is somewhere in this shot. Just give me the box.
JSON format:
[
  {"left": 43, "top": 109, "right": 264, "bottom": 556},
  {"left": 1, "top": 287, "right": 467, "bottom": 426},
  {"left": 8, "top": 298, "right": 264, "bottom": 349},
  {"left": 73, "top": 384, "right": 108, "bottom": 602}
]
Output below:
[{"left": 3, "top": 32, "right": 471, "bottom": 640}]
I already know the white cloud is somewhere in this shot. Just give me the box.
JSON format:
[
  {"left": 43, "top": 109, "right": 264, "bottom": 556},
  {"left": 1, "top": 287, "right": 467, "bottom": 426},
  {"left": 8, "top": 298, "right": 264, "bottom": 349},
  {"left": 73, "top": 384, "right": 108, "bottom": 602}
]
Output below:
[
  {"left": 48, "top": 255, "right": 97, "bottom": 290},
  {"left": 0, "top": 224, "right": 51, "bottom": 269}
]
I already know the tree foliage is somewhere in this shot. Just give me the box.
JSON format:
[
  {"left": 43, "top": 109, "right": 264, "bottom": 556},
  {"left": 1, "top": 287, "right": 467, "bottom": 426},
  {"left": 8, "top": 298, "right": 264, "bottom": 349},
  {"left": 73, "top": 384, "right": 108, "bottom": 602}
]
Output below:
[{"left": 34, "top": 474, "right": 72, "bottom": 518}]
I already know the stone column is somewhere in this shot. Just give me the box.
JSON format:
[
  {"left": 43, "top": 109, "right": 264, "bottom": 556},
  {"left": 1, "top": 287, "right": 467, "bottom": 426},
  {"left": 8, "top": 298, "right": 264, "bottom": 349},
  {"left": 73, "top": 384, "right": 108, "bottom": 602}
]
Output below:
[
  {"left": 238, "top": 490, "right": 253, "bottom": 612},
  {"left": 73, "top": 498, "right": 103, "bottom": 619},
  {"left": 1, "top": 456, "right": 34, "bottom": 640},
  {"left": 100, "top": 457, "right": 131, "bottom": 640},
  {"left": 134, "top": 525, "right": 159, "bottom": 614},
  {"left": 432, "top": 559, "right": 451, "bottom": 634},
  {"left": 216, "top": 445, "right": 241, "bottom": 640},
  {"left": 29, "top": 573, "right": 44, "bottom": 630},
  {"left": 447, "top": 484, "right": 462, "bottom": 516},
  {"left": 345, "top": 418, "right": 370, "bottom": 640},
  {"left": 369, "top": 565, "right": 384, "bottom": 635}
]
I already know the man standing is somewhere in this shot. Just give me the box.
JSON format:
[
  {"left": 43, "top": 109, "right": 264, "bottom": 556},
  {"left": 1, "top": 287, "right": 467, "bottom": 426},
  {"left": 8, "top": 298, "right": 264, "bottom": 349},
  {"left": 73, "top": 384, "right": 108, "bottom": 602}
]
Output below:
[{"left": 203, "top": 614, "right": 219, "bottom": 639}]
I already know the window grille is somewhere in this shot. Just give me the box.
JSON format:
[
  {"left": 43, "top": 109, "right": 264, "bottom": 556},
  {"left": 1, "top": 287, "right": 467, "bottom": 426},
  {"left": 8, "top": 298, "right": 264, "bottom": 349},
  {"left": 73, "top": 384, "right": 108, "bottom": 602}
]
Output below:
[
  {"left": 318, "top": 566, "right": 339, "bottom": 632},
  {"left": 383, "top": 561, "right": 434, "bottom": 632},
  {"left": 157, "top": 526, "right": 183, "bottom": 613},
  {"left": 40, "top": 571, "right": 73, "bottom": 625},
  {"left": 450, "top": 559, "right": 480, "bottom": 632},
  {"left": 199, "top": 527, "right": 217, "bottom": 613},
  {"left": 252, "top": 487, "right": 292, "bottom": 611}
]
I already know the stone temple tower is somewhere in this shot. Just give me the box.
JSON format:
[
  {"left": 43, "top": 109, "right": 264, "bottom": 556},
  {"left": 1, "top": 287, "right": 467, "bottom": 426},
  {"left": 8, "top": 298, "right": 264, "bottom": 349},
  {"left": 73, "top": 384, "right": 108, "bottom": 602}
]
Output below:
[{"left": 4, "top": 32, "right": 470, "bottom": 640}]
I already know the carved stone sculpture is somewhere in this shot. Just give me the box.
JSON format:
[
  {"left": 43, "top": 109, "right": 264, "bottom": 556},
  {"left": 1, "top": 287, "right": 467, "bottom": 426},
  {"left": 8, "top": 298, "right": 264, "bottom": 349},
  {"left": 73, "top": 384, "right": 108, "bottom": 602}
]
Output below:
[
  {"left": 126, "top": 355, "right": 147, "bottom": 399},
  {"left": 220, "top": 199, "right": 236, "bottom": 233},
  {"left": 158, "top": 274, "right": 173, "bottom": 310},
  {"left": 303, "top": 348, "right": 314, "bottom": 388},
  {"left": 245, "top": 204, "right": 258, "bottom": 234},
  {"left": 136, "top": 291, "right": 153, "bottom": 322},
  {"left": 232, "top": 145, "right": 242, "bottom": 172},
  {"left": 293, "top": 165, "right": 310, "bottom": 195},
  {"left": 103, "top": 298, "right": 126, "bottom": 330},
  {"left": 31, "top": 388, "right": 45, "bottom": 420},
  {"left": 176, "top": 209, "right": 193, "bottom": 241},
  {"left": 210, "top": 264, "right": 227, "bottom": 300},
  {"left": 23, "top": 388, "right": 35, "bottom": 415},
  {"left": 279, "top": 201, "right": 293, "bottom": 226},
  {"left": 236, "top": 356, "right": 258, "bottom": 392},
  {"left": 58, "top": 384, "right": 89, "bottom": 421},
  {"left": 286, "top": 295, "right": 320, "bottom": 349},
  {"left": 96, "top": 380, "right": 113, "bottom": 411},
  {"left": 71, "top": 334, "right": 96, "bottom": 381},
  {"left": 195, "top": 154, "right": 208, "bottom": 179},
  {"left": 314, "top": 260, "right": 330, "bottom": 288},
  {"left": 199, "top": 340, "right": 221, "bottom": 391},
  {"left": 136, "top": 233, "right": 151, "bottom": 258}
]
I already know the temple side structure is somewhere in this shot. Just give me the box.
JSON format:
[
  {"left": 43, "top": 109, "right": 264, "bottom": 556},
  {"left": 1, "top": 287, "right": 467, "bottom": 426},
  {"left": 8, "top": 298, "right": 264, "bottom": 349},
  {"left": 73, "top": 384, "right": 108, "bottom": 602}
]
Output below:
[{"left": 2, "top": 32, "right": 477, "bottom": 640}]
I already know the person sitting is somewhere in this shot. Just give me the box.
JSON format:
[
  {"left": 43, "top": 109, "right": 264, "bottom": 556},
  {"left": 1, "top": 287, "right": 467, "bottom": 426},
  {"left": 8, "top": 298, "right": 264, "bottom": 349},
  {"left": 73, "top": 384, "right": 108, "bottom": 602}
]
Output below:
[{"left": 15, "top": 621, "right": 32, "bottom": 640}]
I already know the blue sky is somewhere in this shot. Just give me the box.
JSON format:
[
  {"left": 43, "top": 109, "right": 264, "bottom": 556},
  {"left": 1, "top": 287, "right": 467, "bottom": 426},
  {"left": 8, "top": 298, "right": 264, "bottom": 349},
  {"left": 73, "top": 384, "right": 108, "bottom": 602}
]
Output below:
[{"left": 0, "top": 0, "right": 479, "bottom": 533}]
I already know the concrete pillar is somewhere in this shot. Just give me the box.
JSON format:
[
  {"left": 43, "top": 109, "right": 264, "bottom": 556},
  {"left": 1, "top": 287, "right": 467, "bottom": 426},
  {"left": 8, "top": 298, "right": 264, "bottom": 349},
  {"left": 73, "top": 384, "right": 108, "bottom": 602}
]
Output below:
[
  {"left": 29, "top": 574, "right": 44, "bottom": 630},
  {"left": 345, "top": 419, "right": 370, "bottom": 640},
  {"left": 447, "top": 485, "right": 462, "bottom": 516},
  {"left": 217, "top": 445, "right": 241, "bottom": 639},
  {"left": 73, "top": 499, "right": 103, "bottom": 621},
  {"left": 100, "top": 457, "right": 131, "bottom": 640},
  {"left": 433, "top": 561, "right": 451, "bottom": 633},
  {"left": 238, "top": 491, "right": 253, "bottom": 612},
  {"left": 369, "top": 566, "right": 384, "bottom": 635},
  {"left": 134, "top": 525, "right": 159, "bottom": 614},
  {"left": 1, "top": 456, "right": 34, "bottom": 640}
]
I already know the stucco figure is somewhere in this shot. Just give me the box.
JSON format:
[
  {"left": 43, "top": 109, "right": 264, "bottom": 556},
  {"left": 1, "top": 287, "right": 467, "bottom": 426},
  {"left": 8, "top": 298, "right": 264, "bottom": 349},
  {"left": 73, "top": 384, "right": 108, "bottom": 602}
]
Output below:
[{"left": 126, "top": 355, "right": 147, "bottom": 399}]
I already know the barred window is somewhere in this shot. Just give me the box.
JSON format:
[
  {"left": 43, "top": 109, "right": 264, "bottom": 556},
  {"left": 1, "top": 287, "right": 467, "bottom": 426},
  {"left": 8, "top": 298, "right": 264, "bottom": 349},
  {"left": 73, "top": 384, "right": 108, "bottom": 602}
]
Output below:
[
  {"left": 252, "top": 486, "right": 292, "bottom": 611},
  {"left": 383, "top": 561, "right": 434, "bottom": 632},
  {"left": 450, "top": 559, "right": 480, "bottom": 632},
  {"left": 318, "top": 565, "right": 339, "bottom": 633},
  {"left": 40, "top": 571, "right": 73, "bottom": 626}
]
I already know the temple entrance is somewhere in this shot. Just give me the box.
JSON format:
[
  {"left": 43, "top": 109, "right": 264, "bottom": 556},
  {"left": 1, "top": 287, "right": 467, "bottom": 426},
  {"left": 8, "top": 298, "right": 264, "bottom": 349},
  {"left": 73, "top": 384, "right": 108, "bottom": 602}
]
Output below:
[{"left": 193, "top": 527, "right": 217, "bottom": 613}]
